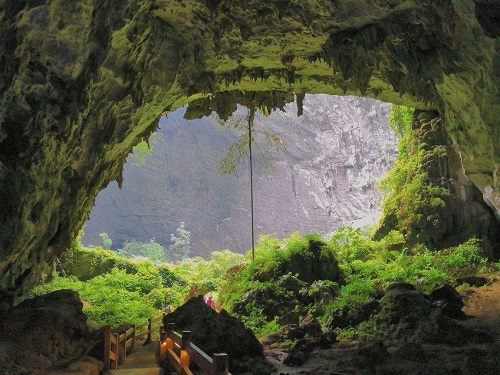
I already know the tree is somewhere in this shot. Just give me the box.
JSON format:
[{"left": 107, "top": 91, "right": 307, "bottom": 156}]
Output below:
[
  {"left": 388, "top": 104, "right": 412, "bottom": 137},
  {"left": 215, "top": 109, "right": 287, "bottom": 175},
  {"left": 168, "top": 222, "right": 191, "bottom": 260},
  {"left": 215, "top": 108, "right": 287, "bottom": 260},
  {"left": 99, "top": 233, "right": 112, "bottom": 249},
  {"left": 119, "top": 239, "right": 167, "bottom": 263}
]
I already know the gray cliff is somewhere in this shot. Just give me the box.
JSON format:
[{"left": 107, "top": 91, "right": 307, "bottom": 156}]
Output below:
[{"left": 82, "top": 95, "right": 397, "bottom": 256}]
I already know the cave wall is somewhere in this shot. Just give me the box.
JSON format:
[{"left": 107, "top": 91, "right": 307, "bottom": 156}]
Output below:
[
  {"left": 374, "top": 110, "right": 500, "bottom": 258},
  {"left": 0, "top": 0, "right": 498, "bottom": 297}
]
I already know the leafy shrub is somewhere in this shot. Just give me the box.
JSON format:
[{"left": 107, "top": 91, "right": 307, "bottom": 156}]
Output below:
[
  {"left": 118, "top": 239, "right": 167, "bottom": 263},
  {"left": 59, "top": 245, "right": 139, "bottom": 280},
  {"left": 219, "top": 233, "right": 341, "bottom": 333},
  {"left": 30, "top": 268, "right": 165, "bottom": 327}
]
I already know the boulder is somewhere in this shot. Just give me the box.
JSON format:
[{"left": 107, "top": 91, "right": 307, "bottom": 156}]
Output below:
[
  {"left": 429, "top": 283, "right": 466, "bottom": 319},
  {"left": 163, "top": 296, "right": 268, "bottom": 373},
  {"left": 456, "top": 275, "right": 489, "bottom": 287},
  {"left": 300, "top": 314, "right": 322, "bottom": 336},
  {"left": 253, "top": 237, "right": 342, "bottom": 284},
  {"left": 282, "top": 316, "right": 332, "bottom": 368},
  {"left": 326, "top": 299, "right": 380, "bottom": 329},
  {"left": 284, "top": 324, "right": 306, "bottom": 341},
  {"left": 353, "top": 341, "right": 390, "bottom": 367},
  {"left": 368, "top": 282, "right": 493, "bottom": 345},
  {"left": 233, "top": 274, "right": 308, "bottom": 321},
  {"left": 283, "top": 350, "right": 308, "bottom": 367},
  {"left": 0, "top": 290, "right": 101, "bottom": 374}
]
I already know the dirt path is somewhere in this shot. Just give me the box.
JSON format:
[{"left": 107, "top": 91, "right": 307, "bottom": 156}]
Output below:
[{"left": 462, "top": 275, "right": 500, "bottom": 338}]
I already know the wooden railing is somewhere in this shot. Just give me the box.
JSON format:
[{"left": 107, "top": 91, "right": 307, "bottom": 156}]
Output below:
[
  {"left": 103, "top": 315, "right": 164, "bottom": 370},
  {"left": 159, "top": 323, "right": 230, "bottom": 375}
]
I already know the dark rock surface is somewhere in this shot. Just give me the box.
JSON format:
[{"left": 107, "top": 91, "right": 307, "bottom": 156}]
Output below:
[
  {"left": 0, "top": 290, "right": 102, "bottom": 374},
  {"left": 374, "top": 110, "right": 500, "bottom": 257},
  {"left": 163, "top": 296, "right": 270, "bottom": 373},
  {"left": 370, "top": 282, "right": 493, "bottom": 345},
  {"left": 429, "top": 283, "right": 467, "bottom": 320}
]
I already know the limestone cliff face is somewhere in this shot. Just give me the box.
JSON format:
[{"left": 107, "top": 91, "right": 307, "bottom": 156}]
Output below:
[
  {"left": 0, "top": 0, "right": 499, "bottom": 296},
  {"left": 82, "top": 95, "right": 397, "bottom": 255}
]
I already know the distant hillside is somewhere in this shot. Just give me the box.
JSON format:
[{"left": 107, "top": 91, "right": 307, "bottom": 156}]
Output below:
[{"left": 82, "top": 95, "right": 397, "bottom": 256}]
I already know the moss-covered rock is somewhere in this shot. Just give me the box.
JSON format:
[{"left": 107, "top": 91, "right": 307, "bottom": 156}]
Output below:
[
  {"left": 374, "top": 110, "right": 500, "bottom": 257},
  {"left": 0, "top": 0, "right": 499, "bottom": 297}
]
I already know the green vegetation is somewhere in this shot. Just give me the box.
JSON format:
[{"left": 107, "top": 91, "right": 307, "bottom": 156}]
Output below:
[
  {"left": 118, "top": 239, "right": 167, "bottom": 263},
  {"left": 219, "top": 230, "right": 497, "bottom": 338},
  {"left": 214, "top": 109, "right": 287, "bottom": 175},
  {"left": 169, "top": 222, "right": 191, "bottom": 261},
  {"left": 30, "top": 227, "right": 497, "bottom": 340},
  {"left": 129, "top": 133, "right": 158, "bottom": 166},
  {"left": 30, "top": 235, "right": 242, "bottom": 329},
  {"left": 387, "top": 104, "right": 412, "bottom": 137},
  {"left": 374, "top": 108, "right": 451, "bottom": 248},
  {"left": 99, "top": 232, "right": 112, "bottom": 249}
]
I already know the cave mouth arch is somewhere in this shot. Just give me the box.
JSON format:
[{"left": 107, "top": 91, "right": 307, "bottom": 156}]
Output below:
[
  {"left": 0, "top": 0, "right": 498, "bottom": 297},
  {"left": 81, "top": 93, "right": 399, "bottom": 258}
]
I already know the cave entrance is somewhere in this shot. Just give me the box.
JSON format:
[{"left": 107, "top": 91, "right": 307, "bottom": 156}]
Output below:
[{"left": 81, "top": 93, "right": 399, "bottom": 261}]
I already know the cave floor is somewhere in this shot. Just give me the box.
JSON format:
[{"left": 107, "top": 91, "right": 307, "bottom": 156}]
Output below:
[{"left": 256, "top": 273, "right": 500, "bottom": 375}]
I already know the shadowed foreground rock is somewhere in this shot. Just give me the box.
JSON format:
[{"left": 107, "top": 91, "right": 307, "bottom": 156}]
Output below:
[
  {"left": 0, "top": 290, "right": 102, "bottom": 374},
  {"left": 164, "top": 296, "right": 274, "bottom": 374}
]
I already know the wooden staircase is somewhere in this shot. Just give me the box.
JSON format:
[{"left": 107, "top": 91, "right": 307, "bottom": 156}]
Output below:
[
  {"left": 102, "top": 317, "right": 230, "bottom": 375},
  {"left": 107, "top": 341, "right": 163, "bottom": 375}
]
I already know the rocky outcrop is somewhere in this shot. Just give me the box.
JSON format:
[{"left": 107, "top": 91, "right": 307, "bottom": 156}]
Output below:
[
  {"left": 0, "top": 0, "right": 499, "bottom": 297},
  {"left": 374, "top": 110, "right": 500, "bottom": 257},
  {"left": 163, "top": 296, "right": 271, "bottom": 374},
  {"left": 367, "top": 282, "right": 493, "bottom": 345},
  {"left": 0, "top": 290, "right": 102, "bottom": 374}
]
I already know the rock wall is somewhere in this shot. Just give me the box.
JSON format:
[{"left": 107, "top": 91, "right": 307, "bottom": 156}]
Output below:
[
  {"left": 82, "top": 95, "right": 397, "bottom": 255},
  {"left": 375, "top": 110, "right": 500, "bottom": 258},
  {"left": 0, "top": 0, "right": 498, "bottom": 296}
]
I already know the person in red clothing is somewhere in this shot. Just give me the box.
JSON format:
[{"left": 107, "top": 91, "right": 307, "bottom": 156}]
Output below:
[{"left": 206, "top": 296, "right": 215, "bottom": 308}]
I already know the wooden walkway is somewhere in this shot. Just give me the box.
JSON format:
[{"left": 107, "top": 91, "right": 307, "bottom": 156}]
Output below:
[
  {"left": 102, "top": 317, "right": 229, "bottom": 374},
  {"left": 106, "top": 341, "right": 164, "bottom": 375}
]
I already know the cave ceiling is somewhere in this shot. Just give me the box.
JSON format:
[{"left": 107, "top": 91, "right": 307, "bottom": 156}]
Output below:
[{"left": 0, "top": 0, "right": 498, "bottom": 297}]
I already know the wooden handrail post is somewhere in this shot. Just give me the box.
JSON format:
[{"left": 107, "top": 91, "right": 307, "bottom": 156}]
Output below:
[
  {"left": 112, "top": 333, "right": 119, "bottom": 370},
  {"left": 166, "top": 323, "right": 174, "bottom": 352},
  {"left": 212, "top": 353, "right": 229, "bottom": 375},
  {"left": 103, "top": 325, "right": 111, "bottom": 370},
  {"left": 131, "top": 324, "right": 136, "bottom": 353},
  {"left": 158, "top": 327, "right": 166, "bottom": 366},
  {"left": 180, "top": 331, "right": 191, "bottom": 369},
  {"left": 146, "top": 317, "right": 152, "bottom": 343},
  {"left": 122, "top": 331, "right": 127, "bottom": 359}
]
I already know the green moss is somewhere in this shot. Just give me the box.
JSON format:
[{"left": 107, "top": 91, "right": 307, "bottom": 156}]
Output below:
[{"left": 374, "top": 109, "right": 452, "bottom": 248}]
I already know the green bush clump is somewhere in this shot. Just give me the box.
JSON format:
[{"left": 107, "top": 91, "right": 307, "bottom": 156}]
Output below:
[
  {"left": 31, "top": 242, "right": 245, "bottom": 328},
  {"left": 219, "top": 233, "right": 341, "bottom": 334},
  {"left": 216, "top": 228, "right": 495, "bottom": 339},
  {"left": 171, "top": 250, "right": 245, "bottom": 292},
  {"left": 322, "top": 230, "right": 494, "bottom": 339},
  {"left": 59, "top": 242, "right": 140, "bottom": 281},
  {"left": 31, "top": 267, "right": 165, "bottom": 327}
]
